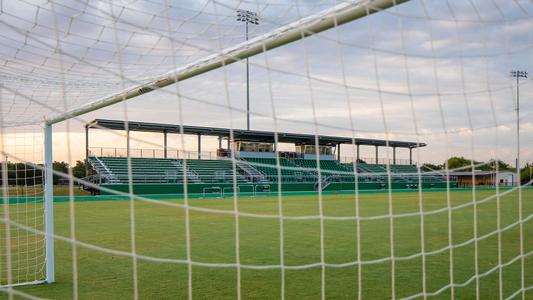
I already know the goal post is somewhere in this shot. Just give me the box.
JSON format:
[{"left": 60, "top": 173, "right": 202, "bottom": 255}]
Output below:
[{"left": 44, "top": 124, "right": 54, "bottom": 284}]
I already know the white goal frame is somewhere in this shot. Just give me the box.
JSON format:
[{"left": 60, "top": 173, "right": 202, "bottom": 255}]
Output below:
[
  {"left": 44, "top": 124, "right": 54, "bottom": 284},
  {"left": 39, "top": 0, "right": 408, "bottom": 287}
]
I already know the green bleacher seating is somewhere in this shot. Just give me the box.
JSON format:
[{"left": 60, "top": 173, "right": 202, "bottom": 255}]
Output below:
[
  {"left": 357, "top": 163, "right": 387, "bottom": 174},
  {"left": 96, "top": 157, "right": 185, "bottom": 183},
  {"left": 241, "top": 157, "right": 315, "bottom": 182},
  {"left": 293, "top": 159, "right": 351, "bottom": 173},
  {"left": 89, "top": 156, "right": 447, "bottom": 186},
  {"left": 90, "top": 157, "right": 250, "bottom": 184},
  {"left": 387, "top": 164, "right": 418, "bottom": 174},
  {"left": 184, "top": 159, "right": 249, "bottom": 183},
  {"left": 293, "top": 159, "right": 355, "bottom": 182}
]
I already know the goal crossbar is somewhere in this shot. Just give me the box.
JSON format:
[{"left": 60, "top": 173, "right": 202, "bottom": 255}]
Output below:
[{"left": 45, "top": 0, "right": 408, "bottom": 126}]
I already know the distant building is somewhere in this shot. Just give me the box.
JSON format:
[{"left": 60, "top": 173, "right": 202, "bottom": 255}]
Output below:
[{"left": 448, "top": 171, "right": 516, "bottom": 188}]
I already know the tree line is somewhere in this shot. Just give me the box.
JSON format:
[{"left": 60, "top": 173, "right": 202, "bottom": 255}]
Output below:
[{"left": 0, "top": 160, "right": 86, "bottom": 185}]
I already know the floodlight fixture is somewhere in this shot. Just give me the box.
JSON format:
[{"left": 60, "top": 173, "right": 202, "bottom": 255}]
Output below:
[{"left": 236, "top": 9, "right": 259, "bottom": 25}]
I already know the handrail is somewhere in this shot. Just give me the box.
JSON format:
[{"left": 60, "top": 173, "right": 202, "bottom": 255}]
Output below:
[
  {"left": 235, "top": 160, "right": 268, "bottom": 182},
  {"left": 172, "top": 160, "right": 200, "bottom": 182},
  {"left": 340, "top": 156, "right": 416, "bottom": 166},
  {"left": 89, "top": 147, "right": 417, "bottom": 166},
  {"left": 88, "top": 147, "right": 217, "bottom": 160},
  {"left": 89, "top": 156, "right": 116, "bottom": 181}
]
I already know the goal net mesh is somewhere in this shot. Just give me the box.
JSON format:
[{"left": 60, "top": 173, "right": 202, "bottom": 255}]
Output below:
[
  {"left": 0, "top": 0, "right": 532, "bottom": 299},
  {"left": 0, "top": 127, "right": 46, "bottom": 287}
]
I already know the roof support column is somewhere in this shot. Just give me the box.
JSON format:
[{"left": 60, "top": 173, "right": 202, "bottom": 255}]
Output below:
[
  {"left": 218, "top": 136, "right": 222, "bottom": 149},
  {"left": 126, "top": 128, "right": 130, "bottom": 158},
  {"left": 409, "top": 148, "right": 413, "bottom": 165},
  {"left": 375, "top": 145, "right": 379, "bottom": 164},
  {"left": 197, "top": 134, "right": 201, "bottom": 160},
  {"left": 356, "top": 144, "right": 360, "bottom": 162},
  {"left": 163, "top": 131, "right": 168, "bottom": 159},
  {"left": 392, "top": 146, "right": 396, "bottom": 165},
  {"left": 337, "top": 144, "right": 341, "bottom": 161},
  {"left": 85, "top": 125, "right": 89, "bottom": 176}
]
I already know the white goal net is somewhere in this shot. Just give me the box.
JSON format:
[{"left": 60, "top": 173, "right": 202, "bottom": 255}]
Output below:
[
  {"left": 0, "top": 0, "right": 532, "bottom": 299},
  {"left": 0, "top": 127, "right": 46, "bottom": 288}
]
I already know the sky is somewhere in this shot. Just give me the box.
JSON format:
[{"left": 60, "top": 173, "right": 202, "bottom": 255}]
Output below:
[{"left": 0, "top": 0, "right": 532, "bottom": 166}]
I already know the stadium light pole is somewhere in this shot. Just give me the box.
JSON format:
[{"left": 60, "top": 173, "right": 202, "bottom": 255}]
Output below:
[
  {"left": 236, "top": 9, "right": 259, "bottom": 130},
  {"left": 510, "top": 70, "right": 527, "bottom": 185}
]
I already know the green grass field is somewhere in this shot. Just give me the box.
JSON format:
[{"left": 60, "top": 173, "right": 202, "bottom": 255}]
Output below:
[
  {"left": 5, "top": 185, "right": 91, "bottom": 197},
  {"left": 10, "top": 189, "right": 533, "bottom": 299}
]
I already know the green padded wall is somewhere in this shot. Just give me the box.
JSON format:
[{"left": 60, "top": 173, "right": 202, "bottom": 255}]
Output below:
[{"left": 99, "top": 181, "right": 456, "bottom": 195}]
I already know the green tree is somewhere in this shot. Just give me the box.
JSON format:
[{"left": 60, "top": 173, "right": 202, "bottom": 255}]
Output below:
[
  {"left": 1, "top": 161, "right": 42, "bottom": 185},
  {"left": 479, "top": 159, "right": 513, "bottom": 171},
  {"left": 52, "top": 161, "right": 69, "bottom": 185},
  {"left": 444, "top": 156, "right": 510, "bottom": 171},
  {"left": 72, "top": 160, "right": 86, "bottom": 179},
  {"left": 446, "top": 156, "right": 474, "bottom": 170},
  {"left": 521, "top": 163, "right": 532, "bottom": 184}
]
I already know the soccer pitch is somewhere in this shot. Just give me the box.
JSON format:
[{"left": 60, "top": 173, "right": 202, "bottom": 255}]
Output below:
[{"left": 14, "top": 189, "right": 533, "bottom": 299}]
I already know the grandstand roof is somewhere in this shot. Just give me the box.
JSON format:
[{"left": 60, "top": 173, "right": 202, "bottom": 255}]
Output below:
[{"left": 86, "top": 119, "right": 426, "bottom": 148}]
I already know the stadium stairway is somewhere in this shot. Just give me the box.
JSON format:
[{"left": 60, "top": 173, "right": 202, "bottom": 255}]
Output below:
[
  {"left": 182, "top": 159, "right": 250, "bottom": 184},
  {"left": 86, "top": 156, "right": 119, "bottom": 183},
  {"left": 292, "top": 158, "right": 355, "bottom": 184},
  {"left": 235, "top": 159, "right": 270, "bottom": 183},
  {"left": 172, "top": 160, "right": 201, "bottom": 183}
]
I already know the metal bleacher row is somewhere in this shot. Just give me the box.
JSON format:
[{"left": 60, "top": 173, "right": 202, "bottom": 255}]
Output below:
[{"left": 88, "top": 156, "right": 445, "bottom": 185}]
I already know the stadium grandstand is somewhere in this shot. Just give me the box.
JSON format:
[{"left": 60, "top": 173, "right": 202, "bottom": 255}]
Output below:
[{"left": 83, "top": 119, "right": 455, "bottom": 195}]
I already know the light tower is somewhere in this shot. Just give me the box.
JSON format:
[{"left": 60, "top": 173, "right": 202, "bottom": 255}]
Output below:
[
  {"left": 236, "top": 9, "right": 259, "bottom": 130},
  {"left": 510, "top": 70, "right": 527, "bottom": 184}
]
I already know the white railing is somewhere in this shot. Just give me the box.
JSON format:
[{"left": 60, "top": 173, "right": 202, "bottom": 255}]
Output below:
[
  {"left": 340, "top": 156, "right": 415, "bottom": 166},
  {"left": 88, "top": 147, "right": 217, "bottom": 160},
  {"left": 89, "top": 147, "right": 417, "bottom": 166}
]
